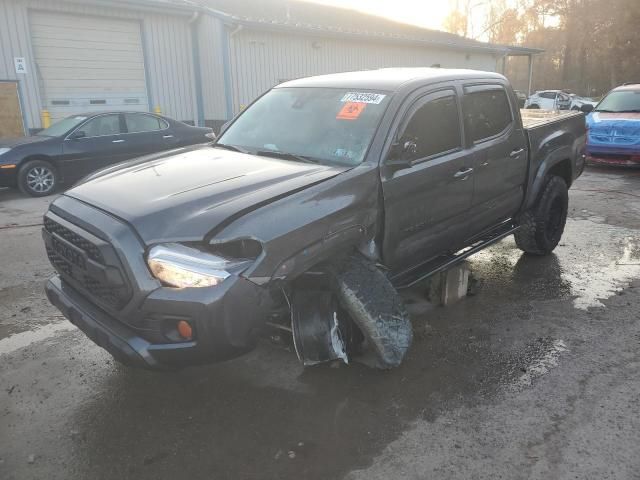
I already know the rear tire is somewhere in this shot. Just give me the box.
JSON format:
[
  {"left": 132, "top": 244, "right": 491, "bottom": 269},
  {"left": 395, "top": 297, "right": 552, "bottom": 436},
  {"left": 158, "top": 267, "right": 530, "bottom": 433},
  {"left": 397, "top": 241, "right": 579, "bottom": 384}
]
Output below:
[
  {"left": 18, "top": 159, "right": 58, "bottom": 197},
  {"left": 515, "top": 175, "right": 569, "bottom": 255}
]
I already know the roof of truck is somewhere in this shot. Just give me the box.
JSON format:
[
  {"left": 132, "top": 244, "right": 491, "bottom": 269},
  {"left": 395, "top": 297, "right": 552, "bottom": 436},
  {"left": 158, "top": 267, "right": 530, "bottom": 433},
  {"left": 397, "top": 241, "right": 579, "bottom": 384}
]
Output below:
[{"left": 277, "top": 68, "right": 506, "bottom": 91}]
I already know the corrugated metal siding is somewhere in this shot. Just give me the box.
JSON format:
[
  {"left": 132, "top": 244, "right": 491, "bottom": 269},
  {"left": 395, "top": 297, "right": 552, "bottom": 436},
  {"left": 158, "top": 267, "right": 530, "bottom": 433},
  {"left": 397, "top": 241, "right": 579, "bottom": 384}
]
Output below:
[
  {"left": 229, "top": 30, "right": 498, "bottom": 113},
  {"left": 197, "top": 14, "right": 227, "bottom": 121},
  {"left": 0, "top": 0, "right": 201, "bottom": 127},
  {"left": 0, "top": 0, "right": 43, "bottom": 131}
]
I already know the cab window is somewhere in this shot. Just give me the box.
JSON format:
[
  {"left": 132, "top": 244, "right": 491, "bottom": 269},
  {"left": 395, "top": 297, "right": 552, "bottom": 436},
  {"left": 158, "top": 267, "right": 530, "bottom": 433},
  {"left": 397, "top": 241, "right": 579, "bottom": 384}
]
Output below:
[
  {"left": 463, "top": 89, "right": 513, "bottom": 142},
  {"left": 401, "top": 94, "right": 461, "bottom": 160}
]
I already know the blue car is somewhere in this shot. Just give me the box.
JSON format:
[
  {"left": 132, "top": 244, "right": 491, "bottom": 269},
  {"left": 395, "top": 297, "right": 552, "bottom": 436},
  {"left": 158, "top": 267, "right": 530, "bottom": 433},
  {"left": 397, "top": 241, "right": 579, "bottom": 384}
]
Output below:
[{"left": 586, "top": 84, "right": 640, "bottom": 166}]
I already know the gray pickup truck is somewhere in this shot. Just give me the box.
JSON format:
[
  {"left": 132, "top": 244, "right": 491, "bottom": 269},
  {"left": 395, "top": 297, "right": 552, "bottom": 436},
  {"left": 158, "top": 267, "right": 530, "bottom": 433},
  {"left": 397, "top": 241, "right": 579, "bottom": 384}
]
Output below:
[{"left": 43, "top": 68, "right": 586, "bottom": 370}]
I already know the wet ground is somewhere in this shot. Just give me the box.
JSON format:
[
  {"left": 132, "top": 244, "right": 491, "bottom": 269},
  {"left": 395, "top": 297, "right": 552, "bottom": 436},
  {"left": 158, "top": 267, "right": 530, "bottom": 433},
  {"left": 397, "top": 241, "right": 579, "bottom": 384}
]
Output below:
[{"left": 1, "top": 167, "right": 639, "bottom": 480}]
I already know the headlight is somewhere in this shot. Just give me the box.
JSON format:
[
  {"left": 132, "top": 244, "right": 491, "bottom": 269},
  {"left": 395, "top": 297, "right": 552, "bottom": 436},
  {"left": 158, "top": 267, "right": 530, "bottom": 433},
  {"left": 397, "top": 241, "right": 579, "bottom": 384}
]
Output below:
[
  {"left": 0, "top": 148, "right": 11, "bottom": 156},
  {"left": 147, "top": 243, "right": 250, "bottom": 288}
]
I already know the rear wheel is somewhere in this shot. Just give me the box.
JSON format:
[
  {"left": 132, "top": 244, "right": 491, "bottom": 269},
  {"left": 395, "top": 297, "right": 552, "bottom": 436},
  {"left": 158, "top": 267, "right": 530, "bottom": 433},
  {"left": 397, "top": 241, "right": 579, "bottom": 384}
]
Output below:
[
  {"left": 18, "top": 159, "right": 58, "bottom": 197},
  {"left": 515, "top": 175, "right": 568, "bottom": 255}
]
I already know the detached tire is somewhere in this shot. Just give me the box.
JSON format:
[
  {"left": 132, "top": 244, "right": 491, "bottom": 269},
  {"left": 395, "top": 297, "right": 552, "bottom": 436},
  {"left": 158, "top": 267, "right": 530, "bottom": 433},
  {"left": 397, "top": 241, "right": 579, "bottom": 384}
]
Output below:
[
  {"left": 18, "top": 159, "right": 58, "bottom": 197},
  {"left": 331, "top": 253, "right": 413, "bottom": 369},
  {"left": 515, "top": 175, "right": 568, "bottom": 255}
]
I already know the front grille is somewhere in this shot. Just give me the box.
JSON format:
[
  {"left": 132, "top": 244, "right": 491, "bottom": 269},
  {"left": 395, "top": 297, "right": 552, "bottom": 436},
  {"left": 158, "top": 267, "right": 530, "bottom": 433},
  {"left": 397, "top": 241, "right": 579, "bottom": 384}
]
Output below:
[
  {"left": 44, "top": 217, "right": 103, "bottom": 263},
  {"left": 44, "top": 216, "right": 132, "bottom": 310}
]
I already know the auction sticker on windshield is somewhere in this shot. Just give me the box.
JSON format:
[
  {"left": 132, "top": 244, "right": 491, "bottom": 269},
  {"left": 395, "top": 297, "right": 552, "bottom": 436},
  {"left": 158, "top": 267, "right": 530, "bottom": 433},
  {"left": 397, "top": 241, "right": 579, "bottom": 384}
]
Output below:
[
  {"left": 337, "top": 102, "right": 366, "bottom": 120},
  {"left": 341, "top": 92, "right": 386, "bottom": 104}
]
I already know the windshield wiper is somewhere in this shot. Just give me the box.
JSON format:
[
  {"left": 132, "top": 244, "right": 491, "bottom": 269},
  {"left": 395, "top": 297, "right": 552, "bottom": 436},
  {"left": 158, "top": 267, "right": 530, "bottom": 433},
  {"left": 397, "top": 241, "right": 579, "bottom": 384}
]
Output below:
[
  {"left": 255, "top": 150, "right": 319, "bottom": 164},
  {"left": 594, "top": 109, "right": 615, "bottom": 113},
  {"left": 214, "top": 143, "right": 248, "bottom": 153}
]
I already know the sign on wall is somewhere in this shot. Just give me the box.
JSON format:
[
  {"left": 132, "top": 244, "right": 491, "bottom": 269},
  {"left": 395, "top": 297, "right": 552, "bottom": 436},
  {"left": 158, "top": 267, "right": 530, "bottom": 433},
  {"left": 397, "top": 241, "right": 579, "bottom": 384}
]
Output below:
[{"left": 14, "top": 57, "right": 27, "bottom": 74}]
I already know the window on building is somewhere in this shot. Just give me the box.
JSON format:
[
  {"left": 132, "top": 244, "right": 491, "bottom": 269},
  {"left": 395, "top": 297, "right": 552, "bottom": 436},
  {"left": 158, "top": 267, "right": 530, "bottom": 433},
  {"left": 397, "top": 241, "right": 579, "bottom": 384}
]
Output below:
[
  {"left": 81, "top": 114, "right": 122, "bottom": 137},
  {"left": 125, "top": 113, "right": 167, "bottom": 133},
  {"left": 401, "top": 94, "right": 461, "bottom": 159},
  {"left": 463, "top": 89, "right": 513, "bottom": 142}
]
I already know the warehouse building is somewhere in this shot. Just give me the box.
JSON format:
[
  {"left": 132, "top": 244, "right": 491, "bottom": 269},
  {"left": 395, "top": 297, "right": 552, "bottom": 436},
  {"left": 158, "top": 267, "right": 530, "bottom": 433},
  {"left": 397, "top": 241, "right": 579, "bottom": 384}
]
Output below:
[{"left": 0, "top": 0, "right": 540, "bottom": 136}]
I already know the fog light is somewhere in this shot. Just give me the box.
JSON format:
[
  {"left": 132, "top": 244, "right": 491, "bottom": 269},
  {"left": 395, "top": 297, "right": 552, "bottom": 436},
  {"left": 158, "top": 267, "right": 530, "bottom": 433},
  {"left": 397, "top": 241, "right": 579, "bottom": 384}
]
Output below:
[{"left": 177, "top": 320, "right": 193, "bottom": 340}]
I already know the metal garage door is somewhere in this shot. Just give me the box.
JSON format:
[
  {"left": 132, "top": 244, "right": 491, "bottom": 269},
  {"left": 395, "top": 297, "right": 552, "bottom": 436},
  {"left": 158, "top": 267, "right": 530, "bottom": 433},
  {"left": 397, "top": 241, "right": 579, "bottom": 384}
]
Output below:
[{"left": 29, "top": 11, "right": 149, "bottom": 122}]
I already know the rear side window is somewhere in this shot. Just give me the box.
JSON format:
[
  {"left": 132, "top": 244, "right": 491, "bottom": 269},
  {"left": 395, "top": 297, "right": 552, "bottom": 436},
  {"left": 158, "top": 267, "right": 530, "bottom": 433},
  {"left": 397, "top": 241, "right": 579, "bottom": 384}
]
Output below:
[
  {"left": 125, "top": 114, "right": 167, "bottom": 133},
  {"left": 463, "top": 89, "right": 513, "bottom": 142},
  {"left": 540, "top": 92, "right": 556, "bottom": 99},
  {"left": 402, "top": 94, "right": 461, "bottom": 159}
]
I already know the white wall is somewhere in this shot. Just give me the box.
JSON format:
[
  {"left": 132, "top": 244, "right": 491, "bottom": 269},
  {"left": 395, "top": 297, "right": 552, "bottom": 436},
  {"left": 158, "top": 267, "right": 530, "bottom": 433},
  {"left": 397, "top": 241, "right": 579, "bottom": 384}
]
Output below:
[{"left": 229, "top": 29, "right": 498, "bottom": 112}]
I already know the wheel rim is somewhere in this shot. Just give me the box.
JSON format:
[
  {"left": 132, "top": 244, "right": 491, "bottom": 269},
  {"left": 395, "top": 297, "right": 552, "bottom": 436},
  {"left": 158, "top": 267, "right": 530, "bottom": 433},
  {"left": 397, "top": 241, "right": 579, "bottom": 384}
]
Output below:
[
  {"left": 26, "top": 166, "right": 54, "bottom": 193},
  {"left": 546, "top": 196, "right": 565, "bottom": 241}
]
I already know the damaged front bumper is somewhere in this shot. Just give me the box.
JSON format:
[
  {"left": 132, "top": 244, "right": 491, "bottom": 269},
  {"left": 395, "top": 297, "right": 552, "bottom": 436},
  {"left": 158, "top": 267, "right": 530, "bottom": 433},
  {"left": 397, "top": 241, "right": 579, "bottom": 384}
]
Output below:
[{"left": 46, "top": 272, "right": 271, "bottom": 369}]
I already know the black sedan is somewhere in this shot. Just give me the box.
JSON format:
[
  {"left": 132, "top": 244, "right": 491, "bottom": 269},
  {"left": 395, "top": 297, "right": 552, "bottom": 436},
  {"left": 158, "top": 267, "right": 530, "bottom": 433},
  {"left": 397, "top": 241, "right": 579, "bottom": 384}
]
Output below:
[{"left": 0, "top": 111, "right": 215, "bottom": 196}]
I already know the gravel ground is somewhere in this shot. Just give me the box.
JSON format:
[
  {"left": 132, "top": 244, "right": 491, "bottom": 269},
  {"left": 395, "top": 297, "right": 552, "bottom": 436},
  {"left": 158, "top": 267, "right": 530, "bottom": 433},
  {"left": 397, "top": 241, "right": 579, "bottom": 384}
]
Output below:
[{"left": 0, "top": 166, "right": 639, "bottom": 480}]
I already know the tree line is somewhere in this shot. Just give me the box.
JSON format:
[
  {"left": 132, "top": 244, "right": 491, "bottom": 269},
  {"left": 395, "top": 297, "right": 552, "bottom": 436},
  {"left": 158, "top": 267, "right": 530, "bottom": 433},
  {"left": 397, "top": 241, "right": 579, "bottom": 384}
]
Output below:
[{"left": 444, "top": 0, "right": 640, "bottom": 97}]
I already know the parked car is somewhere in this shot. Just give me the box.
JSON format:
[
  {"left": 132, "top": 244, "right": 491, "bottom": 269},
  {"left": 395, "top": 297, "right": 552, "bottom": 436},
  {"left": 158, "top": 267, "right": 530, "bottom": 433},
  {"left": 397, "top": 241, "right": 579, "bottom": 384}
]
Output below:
[
  {"left": 43, "top": 68, "right": 585, "bottom": 371},
  {"left": 585, "top": 83, "right": 640, "bottom": 166},
  {"left": 0, "top": 112, "right": 215, "bottom": 196},
  {"left": 570, "top": 94, "right": 598, "bottom": 111},
  {"left": 525, "top": 90, "right": 572, "bottom": 110}
]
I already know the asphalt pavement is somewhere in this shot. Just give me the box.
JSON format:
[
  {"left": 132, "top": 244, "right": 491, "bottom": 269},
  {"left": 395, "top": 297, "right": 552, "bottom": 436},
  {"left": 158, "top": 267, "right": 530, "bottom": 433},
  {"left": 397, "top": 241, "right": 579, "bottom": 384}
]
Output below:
[{"left": 1, "top": 167, "right": 639, "bottom": 480}]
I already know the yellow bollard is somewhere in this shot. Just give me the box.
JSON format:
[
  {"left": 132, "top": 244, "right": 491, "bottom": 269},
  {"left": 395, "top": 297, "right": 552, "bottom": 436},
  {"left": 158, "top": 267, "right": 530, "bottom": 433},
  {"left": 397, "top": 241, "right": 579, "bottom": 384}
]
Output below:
[
  {"left": 41, "top": 109, "right": 51, "bottom": 129},
  {"left": 154, "top": 106, "right": 162, "bottom": 115}
]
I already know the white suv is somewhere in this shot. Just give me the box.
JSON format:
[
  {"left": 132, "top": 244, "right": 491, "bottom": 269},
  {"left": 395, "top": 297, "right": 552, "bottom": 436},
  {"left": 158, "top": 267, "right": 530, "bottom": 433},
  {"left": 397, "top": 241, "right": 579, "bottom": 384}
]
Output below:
[{"left": 525, "top": 90, "right": 572, "bottom": 110}]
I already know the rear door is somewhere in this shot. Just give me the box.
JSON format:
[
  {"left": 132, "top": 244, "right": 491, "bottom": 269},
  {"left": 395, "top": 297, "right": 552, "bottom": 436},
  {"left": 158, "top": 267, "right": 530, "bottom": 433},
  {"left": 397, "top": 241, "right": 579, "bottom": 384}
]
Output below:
[
  {"left": 123, "top": 113, "right": 177, "bottom": 157},
  {"left": 60, "top": 113, "right": 129, "bottom": 183},
  {"left": 381, "top": 87, "right": 474, "bottom": 273},
  {"left": 462, "top": 85, "right": 528, "bottom": 237}
]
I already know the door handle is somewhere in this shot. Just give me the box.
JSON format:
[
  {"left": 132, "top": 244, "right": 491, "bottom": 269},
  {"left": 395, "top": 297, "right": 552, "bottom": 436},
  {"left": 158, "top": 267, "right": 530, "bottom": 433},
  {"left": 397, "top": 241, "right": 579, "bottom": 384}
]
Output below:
[
  {"left": 162, "top": 135, "right": 174, "bottom": 139},
  {"left": 510, "top": 148, "right": 525, "bottom": 158},
  {"left": 112, "top": 139, "right": 125, "bottom": 143},
  {"left": 454, "top": 167, "right": 474, "bottom": 179}
]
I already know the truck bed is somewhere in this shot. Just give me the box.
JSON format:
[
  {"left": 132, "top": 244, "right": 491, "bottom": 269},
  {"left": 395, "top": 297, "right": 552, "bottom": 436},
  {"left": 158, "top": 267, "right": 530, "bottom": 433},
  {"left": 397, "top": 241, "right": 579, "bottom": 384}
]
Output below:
[
  {"left": 521, "top": 109, "right": 586, "bottom": 209},
  {"left": 520, "top": 109, "right": 582, "bottom": 129}
]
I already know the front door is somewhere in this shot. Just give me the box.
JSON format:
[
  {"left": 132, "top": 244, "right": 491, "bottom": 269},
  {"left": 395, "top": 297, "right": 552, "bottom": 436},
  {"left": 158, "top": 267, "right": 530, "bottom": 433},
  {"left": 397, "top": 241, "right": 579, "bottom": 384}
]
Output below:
[
  {"left": 462, "top": 84, "right": 528, "bottom": 237},
  {"left": 61, "top": 113, "right": 129, "bottom": 183},
  {"left": 381, "top": 88, "right": 475, "bottom": 273}
]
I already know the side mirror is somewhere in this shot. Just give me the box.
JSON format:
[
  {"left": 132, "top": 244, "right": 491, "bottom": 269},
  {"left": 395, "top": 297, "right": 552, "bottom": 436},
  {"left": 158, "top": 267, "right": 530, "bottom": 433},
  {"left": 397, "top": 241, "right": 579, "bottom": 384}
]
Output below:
[
  {"left": 387, "top": 139, "right": 418, "bottom": 169},
  {"left": 580, "top": 104, "right": 594, "bottom": 114},
  {"left": 69, "top": 130, "right": 86, "bottom": 140}
]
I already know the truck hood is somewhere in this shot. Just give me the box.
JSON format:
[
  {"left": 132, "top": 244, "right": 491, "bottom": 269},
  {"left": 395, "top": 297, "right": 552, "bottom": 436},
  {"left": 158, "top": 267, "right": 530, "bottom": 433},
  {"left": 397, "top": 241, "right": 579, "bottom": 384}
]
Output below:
[
  {"left": 65, "top": 146, "right": 349, "bottom": 244},
  {"left": 587, "top": 112, "right": 640, "bottom": 145}
]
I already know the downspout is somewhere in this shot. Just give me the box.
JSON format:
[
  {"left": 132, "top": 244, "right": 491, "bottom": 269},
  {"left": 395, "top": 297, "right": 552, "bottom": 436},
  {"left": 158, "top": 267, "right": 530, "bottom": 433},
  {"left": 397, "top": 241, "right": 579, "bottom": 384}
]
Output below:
[
  {"left": 220, "top": 23, "right": 242, "bottom": 120},
  {"left": 189, "top": 11, "right": 205, "bottom": 127}
]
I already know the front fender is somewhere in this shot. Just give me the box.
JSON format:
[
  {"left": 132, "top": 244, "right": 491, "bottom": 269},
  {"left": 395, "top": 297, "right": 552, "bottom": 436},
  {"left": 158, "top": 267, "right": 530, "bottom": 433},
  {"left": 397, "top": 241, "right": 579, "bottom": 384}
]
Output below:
[{"left": 211, "top": 165, "right": 381, "bottom": 285}]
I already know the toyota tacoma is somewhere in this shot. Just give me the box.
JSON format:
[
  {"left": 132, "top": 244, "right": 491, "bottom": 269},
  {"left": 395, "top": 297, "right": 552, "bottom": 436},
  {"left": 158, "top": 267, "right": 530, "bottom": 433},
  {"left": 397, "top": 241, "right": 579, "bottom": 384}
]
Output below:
[{"left": 43, "top": 68, "right": 586, "bottom": 370}]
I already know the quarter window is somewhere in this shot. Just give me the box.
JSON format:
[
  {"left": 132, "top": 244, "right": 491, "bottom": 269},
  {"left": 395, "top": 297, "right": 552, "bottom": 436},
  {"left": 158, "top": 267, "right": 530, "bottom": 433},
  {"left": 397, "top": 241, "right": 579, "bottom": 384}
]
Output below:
[
  {"left": 463, "top": 89, "right": 512, "bottom": 142},
  {"left": 125, "top": 113, "right": 167, "bottom": 133},
  {"left": 401, "top": 94, "right": 461, "bottom": 159},
  {"left": 80, "top": 114, "right": 122, "bottom": 137}
]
